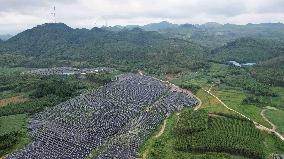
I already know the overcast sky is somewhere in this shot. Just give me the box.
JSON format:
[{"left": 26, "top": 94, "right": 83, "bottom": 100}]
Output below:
[{"left": 0, "top": 0, "right": 284, "bottom": 34}]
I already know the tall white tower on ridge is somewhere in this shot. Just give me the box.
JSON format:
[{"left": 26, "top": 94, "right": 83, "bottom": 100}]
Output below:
[{"left": 50, "top": 5, "right": 56, "bottom": 23}]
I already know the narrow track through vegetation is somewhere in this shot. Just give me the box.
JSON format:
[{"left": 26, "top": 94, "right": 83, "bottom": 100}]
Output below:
[
  {"left": 204, "top": 85, "right": 284, "bottom": 141},
  {"left": 141, "top": 74, "right": 201, "bottom": 159},
  {"left": 261, "top": 109, "right": 276, "bottom": 131}
]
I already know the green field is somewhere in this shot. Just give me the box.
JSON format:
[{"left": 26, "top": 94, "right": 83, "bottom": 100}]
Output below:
[
  {"left": 211, "top": 88, "right": 272, "bottom": 128},
  {"left": 0, "top": 114, "right": 31, "bottom": 157},
  {"left": 140, "top": 108, "right": 284, "bottom": 159},
  {"left": 143, "top": 111, "right": 233, "bottom": 159},
  {"left": 172, "top": 76, "right": 273, "bottom": 128},
  {"left": 265, "top": 109, "right": 284, "bottom": 136}
]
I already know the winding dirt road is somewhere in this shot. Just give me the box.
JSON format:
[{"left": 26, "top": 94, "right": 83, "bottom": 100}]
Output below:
[
  {"left": 261, "top": 109, "right": 276, "bottom": 131},
  {"left": 155, "top": 118, "right": 168, "bottom": 138},
  {"left": 141, "top": 73, "right": 202, "bottom": 159},
  {"left": 204, "top": 86, "right": 284, "bottom": 141}
]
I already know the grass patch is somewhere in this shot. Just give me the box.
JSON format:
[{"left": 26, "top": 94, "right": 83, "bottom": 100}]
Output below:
[
  {"left": 146, "top": 108, "right": 266, "bottom": 159},
  {"left": 196, "top": 89, "right": 234, "bottom": 115},
  {"left": 265, "top": 109, "right": 284, "bottom": 135},
  {"left": 262, "top": 132, "right": 284, "bottom": 157},
  {"left": 0, "top": 67, "right": 30, "bottom": 75},
  {"left": 0, "top": 114, "right": 31, "bottom": 157},
  {"left": 212, "top": 88, "right": 272, "bottom": 128}
]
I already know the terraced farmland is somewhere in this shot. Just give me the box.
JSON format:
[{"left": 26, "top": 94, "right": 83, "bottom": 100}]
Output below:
[{"left": 6, "top": 73, "right": 197, "bottom": 159}]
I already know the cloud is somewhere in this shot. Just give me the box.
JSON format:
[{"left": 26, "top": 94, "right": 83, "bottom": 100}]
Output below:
[
  {"left": 253, "top": 0, "right": 284, "bottom": 13},
  {"left": 0, "top": 0, "right": 284, "bottom": 34},
  {"left": 0, "top": 0, "right": 77, "bottom": 13}
]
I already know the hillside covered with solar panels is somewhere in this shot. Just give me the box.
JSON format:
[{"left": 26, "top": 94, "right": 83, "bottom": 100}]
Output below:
[{"left": 5, "top": 73, "right": 197, "bottom": 159}]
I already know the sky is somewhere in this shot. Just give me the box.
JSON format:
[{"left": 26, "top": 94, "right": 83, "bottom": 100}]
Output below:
[{"left": 0, "top": 0, "right": 284, "bottom": 34}]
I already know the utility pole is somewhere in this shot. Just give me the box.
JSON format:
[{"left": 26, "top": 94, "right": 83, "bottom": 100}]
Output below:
[{"left": 50, "top": 5, "right": 56, "bottom": 23}]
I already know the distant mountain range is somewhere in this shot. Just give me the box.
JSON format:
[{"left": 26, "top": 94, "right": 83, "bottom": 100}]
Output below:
[
  {"left": 0, "top": 21, "right": 283, "bottom": 85},
  {"left": 2, "top": 21, "right": 284, "bottom": 48},
  {"left": 1, "top": 22, "right": 284, "bottom": 59},
  {"left": 105, "top": 21, "right": 284, "bottom": 48},
  {"left": 0, "top": 34, "right": 13, "bottom": 41}
]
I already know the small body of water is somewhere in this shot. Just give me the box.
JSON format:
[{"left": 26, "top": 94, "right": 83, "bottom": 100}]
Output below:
[{"left": 228, "top": 61, "right": 256, "bottom": 67}]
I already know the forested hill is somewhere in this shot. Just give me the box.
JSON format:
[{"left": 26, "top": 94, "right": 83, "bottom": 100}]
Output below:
[
  {"left": 250, "top": 55, "right": 284, "bottom": 86},
  {"left": 0, "top": 23, "right": 209, "bottom": 73},
  {"left": 0, "top": 34, "right": 13, "bottom": 41},
  {"left": 135, "top": 22, "right": 284, "bottom": 49},
  {"left": 0, "top": 23, "right": 164, "bottom": 57},
  {"left": 211, "top": 38, "right": 284, "bottom": 62}
]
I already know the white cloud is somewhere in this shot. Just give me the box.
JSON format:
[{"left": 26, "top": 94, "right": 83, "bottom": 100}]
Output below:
[{"left": 0, "top": 0, "right": 284, "bottom": 34}]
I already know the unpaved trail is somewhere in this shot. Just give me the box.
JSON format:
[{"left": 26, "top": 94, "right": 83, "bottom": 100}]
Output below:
[
  {"left": 261, "top": 109, "right": 276, "bottom": 131},
  {"left": 141, "top": 81, "right": 201, "bottom": 159},
  {"left": 203, "top": 87, "right": 284, "bottom": 141},
  {"left": 208, "top": 84, "right": 214, "bottom": 92},
  {"left": 140, "top": 72, "right": 203, "bottom": 159},
  {"left": 142, "top": 117, "right": 168, "bottom": 159},
  {"left": 155, "top": 119, "right": 168, "bottom": 138},
  {"left": 142, "top": 149, "right": 149, "bottom": 159},
  {"left": 258, "top": 108, "right": 284, "bottom": 140}
]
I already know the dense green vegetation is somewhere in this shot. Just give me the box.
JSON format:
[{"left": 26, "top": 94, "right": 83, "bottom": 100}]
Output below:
[
  {"left": 86, "top": 72, "right": 115, "bottom": 85},
  {"left": 174, "top": 109, "right": 208, "bottom": 134},
  {"left": 179, "top": 82, "right": 201, "bottom": 94},
  {"left": 144, "top": 109, "right": 283, "bottom": 159},
  {"left": 0, "top": 114, "right": 30, "bottom": 157},
  {"left": 31, "top": 76, "right": 86, "bottom": 99},
  {"left": 134, "top": 22, "right": 284, "bottom": 49},
  {"left": 212, "top": 38, "right": 284, "bottom": 63},
  {"left": 174, "top": 111, "right": 265, "bottom": 159},
  {"left": 221, "top": 75, "right": 277, "bottom": 97},
  {"left": 0, "top": 23, "right": 209, "bottom": 75},
  {"left": 250, "top": 55, "right": 284, "bottom": 87},
  {"left": 0, "top": 96, "right": 58, "bottom": 117}
]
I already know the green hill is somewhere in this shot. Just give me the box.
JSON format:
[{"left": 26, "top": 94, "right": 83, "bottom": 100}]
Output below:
[
  {"left": 1, "top": 23, "right": 163, "bottom": 57},
  {"left": 250, "top": 55, "right": 284, "bottom": 86},
  {"left": 142, "top": 21, "right": 179, "bottom": 31},
  {"left": 211, "top": 38, "right": 284, "bottom": 62},
  {"left": 0, "top": 23, "right": 209, "bottom": 73},
  {"left": 142, "top": 22, "right": 284, "bottom": 49},
  {"left": 0, "top": 34, "right": 13, "bottom": 41}
]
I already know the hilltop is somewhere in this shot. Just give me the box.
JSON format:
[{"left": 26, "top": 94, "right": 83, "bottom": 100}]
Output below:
[
  {"left": 212, "top": 37, "right": 284, "bottom": 62},
  {"left": 0, "top": 23, "right": 209, "bottom": 74}
]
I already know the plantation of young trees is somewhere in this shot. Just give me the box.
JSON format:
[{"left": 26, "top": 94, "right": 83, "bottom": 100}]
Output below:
[
  {"left": 174, "top": 110, "right": 265, "bottom": 159},
  {"left": 174, "top": 109, "right": 208, "bottom": 134}
]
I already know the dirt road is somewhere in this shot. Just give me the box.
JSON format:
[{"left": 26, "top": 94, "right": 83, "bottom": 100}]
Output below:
[
  {"left": 261, "top": 109, "right": 276, "bottom": 131},
  {"left": 203, "top": 87, "right": 284, "bottom": 141}
]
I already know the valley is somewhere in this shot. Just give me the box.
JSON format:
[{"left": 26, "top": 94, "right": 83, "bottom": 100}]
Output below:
[{"left": 0, "top": 22, "right": 284, "bottom": 159}]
